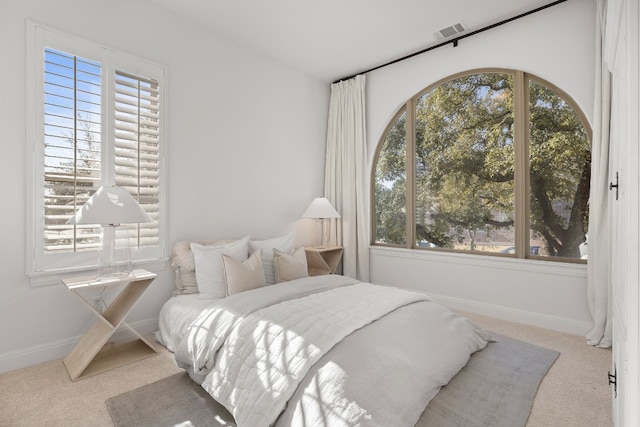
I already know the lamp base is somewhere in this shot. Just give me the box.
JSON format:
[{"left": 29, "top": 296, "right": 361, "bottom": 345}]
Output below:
[{"left": 98, "top": 225, "right": 133, "bottom": 280}]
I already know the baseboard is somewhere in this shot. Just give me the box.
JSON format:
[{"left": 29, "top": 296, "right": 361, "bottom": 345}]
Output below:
[
  {"left": 0, "top": 317, "right": 159, "bottom": 375},
  {"left": 0, "top": 299, "right": 592, "bottom": 374},
  {"left": 430, "top": 293, "right": 593, "bottom": 336}
]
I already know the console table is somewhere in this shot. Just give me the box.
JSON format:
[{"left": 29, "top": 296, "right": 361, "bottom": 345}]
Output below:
[{"left": 62, "top": 269, "right": 158, "bottom": 381}]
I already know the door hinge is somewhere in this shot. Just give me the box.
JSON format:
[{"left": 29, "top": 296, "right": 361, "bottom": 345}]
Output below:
[{"left": 608, "top": 365, "right": 617, "bottom": 398}]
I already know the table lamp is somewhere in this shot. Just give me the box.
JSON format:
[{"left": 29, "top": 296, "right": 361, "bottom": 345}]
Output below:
[
  {"left": 68, "top": 185, "right": 152, "bottom": 279},
  {"left": 301, "top": 197, "right": 341, "bottom": 247}
]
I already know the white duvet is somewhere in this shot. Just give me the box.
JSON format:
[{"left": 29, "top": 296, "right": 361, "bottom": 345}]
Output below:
[{"left": 174, "top": 275, "right": 491, "bottom": 427}]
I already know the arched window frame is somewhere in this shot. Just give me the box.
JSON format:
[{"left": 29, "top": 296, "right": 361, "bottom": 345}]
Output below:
[{"left": 371, "top": 68, "right": 592, "bottom": 263}]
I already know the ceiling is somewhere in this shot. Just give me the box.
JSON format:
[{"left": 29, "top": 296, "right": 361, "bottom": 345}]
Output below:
[{"left": 149, "top": 0, "right": 559, "bottom": 82}]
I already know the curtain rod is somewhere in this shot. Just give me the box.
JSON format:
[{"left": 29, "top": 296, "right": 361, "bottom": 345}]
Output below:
[{"left": 333, "top": 0, "right": 568, "bottom": 84}]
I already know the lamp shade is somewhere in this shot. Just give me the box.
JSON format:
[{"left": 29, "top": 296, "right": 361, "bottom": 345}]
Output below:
[
  {"left": 301, "top": 197, "right": 341, "bottom": 219},
  {"left": 68, "top": 185, "right": 152, "bottom": 225}
]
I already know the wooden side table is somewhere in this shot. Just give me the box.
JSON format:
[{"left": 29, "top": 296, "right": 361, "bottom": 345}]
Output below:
[
  {"left": 62, "top": 269, "right": 158, "bottom": 381},
  {"left": 305, "top": 246, "right": 344, "bottom": 276}
]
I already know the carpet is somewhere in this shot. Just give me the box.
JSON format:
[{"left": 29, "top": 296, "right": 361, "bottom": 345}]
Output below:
[{"left": 107, "top": 334, "right": 558, "bottom": 427}]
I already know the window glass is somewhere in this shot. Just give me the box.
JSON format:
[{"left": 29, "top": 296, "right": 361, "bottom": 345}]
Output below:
[
  {"left": 44, "top": 48, "right": 102, "bottom": 253},
  {"left": 372, "top": 69, "right": 591, "bottom": 263},
  {"left": 374, "top": 110, "right": 407, "bottom": 245},
  {"left": 528, "top": 79, "right": 590, "bottom": 259},
  {"left": 414, "top": 73, "right": 515, "bottom": 252}
]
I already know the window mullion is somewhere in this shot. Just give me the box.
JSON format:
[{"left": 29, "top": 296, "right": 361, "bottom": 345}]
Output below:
[
  {"left": 103, "top": 53, "right": 116, "bottom": 186},
  {"left": 406, "top": 99, "right": 416, "bottom": 249},
  {"left": 514, "top": 71, "right": 530, "bottom": 258}
]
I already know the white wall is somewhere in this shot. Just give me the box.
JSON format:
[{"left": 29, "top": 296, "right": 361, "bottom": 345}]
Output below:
[
  {"left": 366, "top": 0, "right": 596, "bottom": 335},
  {"left": 0, "top": 0, "right": 329, "bottom": 373}
]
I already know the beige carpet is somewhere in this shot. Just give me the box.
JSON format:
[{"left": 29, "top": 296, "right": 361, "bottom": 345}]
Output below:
[{"left": 0, "top": 312, "right": 612, "bottom": 427}]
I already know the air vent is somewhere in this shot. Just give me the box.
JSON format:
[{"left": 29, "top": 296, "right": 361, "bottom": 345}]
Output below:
[{"left": 438, "top": 22, "right": 465, "bottom": 39}]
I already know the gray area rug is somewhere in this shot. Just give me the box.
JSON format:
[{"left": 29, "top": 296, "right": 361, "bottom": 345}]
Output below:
[
  {"left": 107, "top": 334, "right": 558, "bottom": 427},
  {"left": 417, "top": 333, "right": 559, "bottom": 427},
  {"left": 107, "top": 372, "right": 235, "bottom": 427}
]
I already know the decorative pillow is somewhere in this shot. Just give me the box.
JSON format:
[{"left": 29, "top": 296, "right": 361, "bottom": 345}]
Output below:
[
  {"left": 222, "top": 250, "right": 266, "bottom": 296},
  {"left": 249, "top": 231, "right": 295, "bottom": 284},
  {"left": 170, "top": 239, "right": 233, "bottom": 294},
  {"left": 273, "top": 246, "right": 309, "bottom": 282},
  {"left": 191, "top": 236, "right": 250, "bottom": 298}
]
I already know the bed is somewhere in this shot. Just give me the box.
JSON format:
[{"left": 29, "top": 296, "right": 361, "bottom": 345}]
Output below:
[{"left": 155, "top": 236, "right": 492, "bottom": 427}]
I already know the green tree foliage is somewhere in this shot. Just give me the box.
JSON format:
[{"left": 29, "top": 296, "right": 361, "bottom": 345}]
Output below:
[
  {"left": 375, "top": 112, "right": 407, "bottom": 245},
  {"left": 374, "top": 72, "right": 590, "bottom": 259},
  {"left": 414, "top": 73, "right": 515, "bottom": 250},
  {"left": 529, "top": 80, "right": 590, "bottom": 257}
]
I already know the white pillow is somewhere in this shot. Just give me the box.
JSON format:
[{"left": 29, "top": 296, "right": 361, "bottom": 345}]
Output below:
[
  {"left": 249, "top": 231, "right": 295, "bottom": 284},
  {"left": 222, "top": 250, "right": 266, "bottom": 296},
  {"left": 191, "top": 236, "right": 249, "bottom": 298},
  {"left": 273, "top": 246, "right": 309, "bottom": 282},
  {"left": 171, "top": 239, "right": 234, "bottom": 294}
]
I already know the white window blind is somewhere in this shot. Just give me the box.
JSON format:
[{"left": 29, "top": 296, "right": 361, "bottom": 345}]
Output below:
[
  {"left": 28, "top": 22, "right": 166, "bottom": 276},
  {"left": 114, "top": 70, "right": 161, "bottom": 248}
]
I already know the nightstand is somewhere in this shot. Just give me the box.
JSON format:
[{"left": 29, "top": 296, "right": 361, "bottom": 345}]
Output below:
[
  {"left": 62, "top": 269, "right": 158, "bottom": 381},
  {"left": 305, "top": 246, "right": 344, "bottom": 276}
]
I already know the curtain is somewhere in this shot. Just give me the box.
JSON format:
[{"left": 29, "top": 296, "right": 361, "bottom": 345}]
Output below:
[
  {"left": 324, "top": 75, "right": 369, "bottom": 281},
  {"left": 586, "top": 0, "right": 612, "bottom": 348}
]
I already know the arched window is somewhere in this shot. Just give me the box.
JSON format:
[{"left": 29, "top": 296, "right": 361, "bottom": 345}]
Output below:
[{"left": 372, "top": 69, "right": 591, "bottom": 262}]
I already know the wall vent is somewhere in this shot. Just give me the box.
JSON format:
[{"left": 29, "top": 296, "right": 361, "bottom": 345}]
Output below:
[{"left": 438, "top": 22, "right": 465, "bottom": 39}]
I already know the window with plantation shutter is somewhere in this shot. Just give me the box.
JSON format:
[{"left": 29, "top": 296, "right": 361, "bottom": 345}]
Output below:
[
  {"left": 114, "top": 71, "right": 161, "bottom": 249},
  {"left": 43, "top": 48, "right": 103, "bottom": 254},
  {"left": 27, "top": 22, "right": 166, "bottom": 278}
]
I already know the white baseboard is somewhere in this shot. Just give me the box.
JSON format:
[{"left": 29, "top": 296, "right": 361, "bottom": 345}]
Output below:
[
  {"left": 0, "top": 317, "right": 159, "bottom": 375},
  {"left": 0, "top": 297, "right": 593, "bottom": 375},
  {"left": 430, "top": 293, "right": 593, "bottom": 336}
]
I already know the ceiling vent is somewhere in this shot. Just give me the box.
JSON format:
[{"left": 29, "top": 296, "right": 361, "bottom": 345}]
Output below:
[{"left": 437, "top": 22, "right": 466, "bottom": 39}]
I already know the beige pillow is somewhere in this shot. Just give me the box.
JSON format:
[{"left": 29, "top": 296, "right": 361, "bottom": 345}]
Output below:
[
  {"left": 222, "top": 250, "right": 267, "bottom": 295},
  {"left": 249, "top": 231, "right": 295, "bottom": 284},
  {"left": 273, "top": 247, "right": 309, "bottom": 282}
]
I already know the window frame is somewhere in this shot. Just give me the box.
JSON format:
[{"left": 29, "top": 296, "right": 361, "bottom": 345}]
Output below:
[
  {"left": 26, "top": 21, "right": 167, "bottom": 282},
  {"left": 370, "top": 68, "right": 592, "bottom": 264}
]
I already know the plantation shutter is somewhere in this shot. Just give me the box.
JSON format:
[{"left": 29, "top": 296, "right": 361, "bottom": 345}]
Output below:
[
  {"left": 114, "top": 70, "right": 160, "bottom": 248},
  {"left": 29, "top": 23, "right": 166, "bottom": 275},
  {"left": 43, "top": 48, "right": 102, "bottom": 254}
]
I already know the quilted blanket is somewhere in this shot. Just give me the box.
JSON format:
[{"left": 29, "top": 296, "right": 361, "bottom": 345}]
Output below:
[{"left": 175, "top": 275, "right": 491, "bottom": 427}]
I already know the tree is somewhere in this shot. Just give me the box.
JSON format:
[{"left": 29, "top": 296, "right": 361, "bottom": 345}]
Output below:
[
  {"left": 528, "top": 80, "right": 590, "bottom": 257},
  {"left": 375, "top": 112, "right": 407, "bottom": 245}
]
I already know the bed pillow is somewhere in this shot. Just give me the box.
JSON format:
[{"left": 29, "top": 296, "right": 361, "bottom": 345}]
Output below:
[
  {"left": 273, "top": 246, "right": 309, "bottom": 282},
  {"left": 222, "top": 249, "right": 267, "bottom": 296},
  {"left": 249, "top": 231, "right": 295, "bottom": 284},
  {"left": 170, "top": 239, "right": 233, "bottom": 294},
  {"left": 191, "top": 236, "right": 250, "bottom": 298}
]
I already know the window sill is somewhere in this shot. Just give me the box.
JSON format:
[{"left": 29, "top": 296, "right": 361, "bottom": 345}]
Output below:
[
  {"left": 27, "top": 258, "right": 169, "bottom": 288},
  {"left": 369, "top": 246, "right": 587, "bottom": 279}
]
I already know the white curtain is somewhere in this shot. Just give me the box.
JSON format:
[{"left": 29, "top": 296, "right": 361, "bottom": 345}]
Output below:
[
  {"left": 324, "top": 75, "right": 369, "bottom": 281},
  {"left": 586, "top": 0, "right": 612, "bottom": 348}
]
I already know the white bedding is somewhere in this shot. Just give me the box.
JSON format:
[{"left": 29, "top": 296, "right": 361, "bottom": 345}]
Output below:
[
  {"left": 159, "top": 275, "right": 492, "bottom": 427},
  {"left": 155, "top": 293, "right": 214, "bottom": 352}
]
